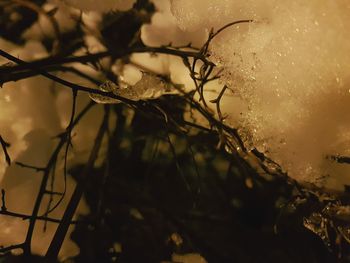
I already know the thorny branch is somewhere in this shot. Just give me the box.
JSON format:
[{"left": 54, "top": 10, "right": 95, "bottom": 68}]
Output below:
[
  {"left": 46, "top": 107, "right": 110, "bottom": 259},
  {"left": 0, "top": 209, "right": 82, "bottom": 225},
  {"left": 23, "top": 101, "right": 95, "bottom": 255},
  {"left": 0, "top": 46, "right": 212, "bottom": 78},
  {"left": 0, "top": 101, "right": 95, "bottom": 255},
  {"left": 0, "top": 12, "right": 345, "bottom": 261},
  {"left": 42, "top": 88, "right": 78, "bottom": 232},
  {"left": 0, "top": 17, "right": 269, "bottom": 259}
]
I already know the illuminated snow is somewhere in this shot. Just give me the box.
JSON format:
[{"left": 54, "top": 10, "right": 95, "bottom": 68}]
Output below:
[
  {"left": 2, "top": 0, "right": 350, "bottom": 260},
  {"left": 170, "top": 0, "right": 350, "bottom": 189}
]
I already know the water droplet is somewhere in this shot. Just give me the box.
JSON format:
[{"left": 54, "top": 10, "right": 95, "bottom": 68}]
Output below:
[
  {"left": 224, "top": 145, "right": 233, "bottom": 154},
  {"left": 245, "top": 178, "right": 253, "bottom": 189}
]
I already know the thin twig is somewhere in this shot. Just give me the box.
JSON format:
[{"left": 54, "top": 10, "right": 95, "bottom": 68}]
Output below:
[
  {"left": 0, "top": 210, "right": 81, "bottom": 224},
  {"left": 0, "top": 243, "right": 24, "bottom": 254},
  {"left": 0, "top": 135, "right": 11, "bottom": 165},
  {"left": 1, "top": 189, "right": 7, "bottom": 211},
  {"left": 15, "top": 162, "right": 46, "bottom": 172},
  {"left": 45, "top": 107, "right": 110, "bottom": 260},
  {"left": 23, "top": 101, "right": 95, "bottom": 255}
]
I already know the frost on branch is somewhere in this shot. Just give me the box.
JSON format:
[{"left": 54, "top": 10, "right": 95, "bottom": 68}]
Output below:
[
  {"left": 171, "top": 0, "right": 350, "bottom": 190},
  {"left": 90, "top": 72, "right": 179, "bottom": 104}
]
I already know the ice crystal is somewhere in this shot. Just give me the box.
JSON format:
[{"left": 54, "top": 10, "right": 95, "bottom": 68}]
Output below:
[{"left": 90, "top": 73, "right": 179, "bottom": 104}]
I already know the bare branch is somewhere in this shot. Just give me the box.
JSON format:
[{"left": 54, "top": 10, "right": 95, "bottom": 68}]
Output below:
[
  {"left": 1, "top": 189, "right": 7, "bottom": 211},
  {"left": 23, "top": 101, "right": 95, "bottom": 255},
  {"left": 0, "top": 135, "right": 11, "bottom": 165},
  {"left": 46, "top": 107, "right": 110, "bottom": 260},
  {"left": 15, "top": 162, "right": 47, "bottom": 172}
]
